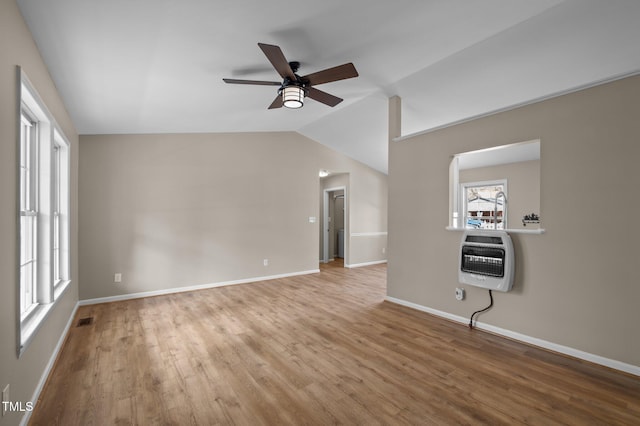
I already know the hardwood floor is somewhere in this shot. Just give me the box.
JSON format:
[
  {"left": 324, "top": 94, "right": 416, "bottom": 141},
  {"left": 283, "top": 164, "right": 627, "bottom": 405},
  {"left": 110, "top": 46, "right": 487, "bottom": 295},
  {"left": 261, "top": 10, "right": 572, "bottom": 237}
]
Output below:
[{"left": 30, "top": 262, "right": 639, "bottom": 425}]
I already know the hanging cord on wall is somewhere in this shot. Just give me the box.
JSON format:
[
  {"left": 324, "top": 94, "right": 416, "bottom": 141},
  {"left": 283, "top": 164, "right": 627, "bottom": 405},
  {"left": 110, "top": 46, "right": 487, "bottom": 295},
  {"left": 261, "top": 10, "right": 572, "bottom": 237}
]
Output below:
[{"left": 469, "top": 290, "right": 493, "bottom": 329}]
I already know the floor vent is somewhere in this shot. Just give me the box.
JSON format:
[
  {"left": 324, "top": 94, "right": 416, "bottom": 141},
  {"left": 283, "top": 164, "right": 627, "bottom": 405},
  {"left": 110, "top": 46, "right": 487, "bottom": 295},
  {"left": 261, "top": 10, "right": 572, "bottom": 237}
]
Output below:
[{"left": 77, "top": 317, "right": 94, "bottom": 327}]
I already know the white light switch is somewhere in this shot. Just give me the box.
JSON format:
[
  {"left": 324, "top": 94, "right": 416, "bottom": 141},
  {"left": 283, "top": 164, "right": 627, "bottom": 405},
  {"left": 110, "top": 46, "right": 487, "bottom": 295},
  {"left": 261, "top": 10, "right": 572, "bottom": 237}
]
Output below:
[{"left": 308, "top": 216, "right": 316, "bottom": 223}]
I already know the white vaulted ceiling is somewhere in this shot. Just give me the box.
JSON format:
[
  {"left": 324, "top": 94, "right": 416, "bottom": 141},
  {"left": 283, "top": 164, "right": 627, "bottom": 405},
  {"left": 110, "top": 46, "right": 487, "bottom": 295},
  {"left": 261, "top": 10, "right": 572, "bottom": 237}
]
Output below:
[{"left": 17, "top": 0, "right": 640, "bottom": 173}]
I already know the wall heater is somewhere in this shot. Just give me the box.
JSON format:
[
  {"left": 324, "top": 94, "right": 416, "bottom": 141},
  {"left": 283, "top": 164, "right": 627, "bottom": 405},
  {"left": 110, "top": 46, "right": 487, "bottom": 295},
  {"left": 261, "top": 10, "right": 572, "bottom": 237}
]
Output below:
[{"left": 459, "top": 230, "right": 514, "bottom": 292}]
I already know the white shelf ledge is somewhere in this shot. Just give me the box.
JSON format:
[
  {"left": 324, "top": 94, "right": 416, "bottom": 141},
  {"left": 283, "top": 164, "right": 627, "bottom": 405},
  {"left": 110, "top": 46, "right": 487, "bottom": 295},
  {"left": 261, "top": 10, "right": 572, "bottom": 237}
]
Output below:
[{"left": 445, "top": 226, "right": 545, "bottom": 235}]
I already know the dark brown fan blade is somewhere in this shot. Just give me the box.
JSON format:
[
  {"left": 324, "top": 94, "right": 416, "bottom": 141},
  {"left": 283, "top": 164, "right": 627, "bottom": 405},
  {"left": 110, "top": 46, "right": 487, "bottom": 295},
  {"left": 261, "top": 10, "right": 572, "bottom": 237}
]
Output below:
[
  {"left": 307, "top": 87, "right": 343, "bottom": 107},
  {"left": 303, "top": 63, "right": 358, "bottom": 86},
  {"left": 223, "top": 78, "right": 281, "bottom": 86},
  {"left": 268, "top": 95, "right": 283, "bottom": 109},
  {"left": 258, "top": 43, "right": 296, "bottom": 80}
]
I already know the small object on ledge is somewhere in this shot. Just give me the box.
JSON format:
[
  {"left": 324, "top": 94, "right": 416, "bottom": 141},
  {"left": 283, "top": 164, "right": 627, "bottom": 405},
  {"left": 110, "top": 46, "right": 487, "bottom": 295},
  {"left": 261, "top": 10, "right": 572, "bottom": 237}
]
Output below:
[{"left": 522, "top": 213, "right": 540, "bottom": 226}]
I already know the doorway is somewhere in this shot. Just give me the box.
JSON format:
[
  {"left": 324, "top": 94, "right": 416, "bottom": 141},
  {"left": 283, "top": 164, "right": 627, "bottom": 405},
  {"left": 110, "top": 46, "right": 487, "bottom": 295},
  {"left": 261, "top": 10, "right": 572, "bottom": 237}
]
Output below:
[{"left": 322, "top": 186, "right": 347, "bottom": 265}]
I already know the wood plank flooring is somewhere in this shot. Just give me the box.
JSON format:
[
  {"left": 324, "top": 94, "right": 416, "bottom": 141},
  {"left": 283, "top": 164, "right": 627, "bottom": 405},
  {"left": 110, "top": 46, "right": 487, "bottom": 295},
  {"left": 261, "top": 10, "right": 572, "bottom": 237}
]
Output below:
[{"left": 30, "top": 262, "right": 640, "bottom": 425}]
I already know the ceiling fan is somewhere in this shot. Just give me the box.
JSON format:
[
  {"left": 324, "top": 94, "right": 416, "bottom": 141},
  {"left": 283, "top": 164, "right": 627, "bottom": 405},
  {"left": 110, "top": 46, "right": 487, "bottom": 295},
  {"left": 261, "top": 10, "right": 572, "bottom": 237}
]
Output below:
[{"left": 223, "top": 43, "right": 359, "bottom": 110}]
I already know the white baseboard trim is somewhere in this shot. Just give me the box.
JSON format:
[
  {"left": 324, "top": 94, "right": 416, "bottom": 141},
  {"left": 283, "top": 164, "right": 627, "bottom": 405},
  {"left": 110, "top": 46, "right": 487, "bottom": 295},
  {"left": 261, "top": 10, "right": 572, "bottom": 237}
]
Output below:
[
  {"left": 385, "top": 296, "right": 640, "bottom": 377},
  {"left": 351, "top": 232, "right": 388, "bottom": 237},
  {"left": 21, "top": 301, "right": 79, "bottom": 426},
  {"left": 79, "top": 269, "right": 320, "bottom": 306},
  {"left": 346, "top": 260, "right": 387, "bottom": 268}
]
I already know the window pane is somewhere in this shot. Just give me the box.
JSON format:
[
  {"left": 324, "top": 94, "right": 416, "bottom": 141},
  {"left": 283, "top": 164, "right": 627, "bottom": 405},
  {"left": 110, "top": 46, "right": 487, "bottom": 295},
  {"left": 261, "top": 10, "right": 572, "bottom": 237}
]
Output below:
[
  {"left": 53, "top": 213, "right": 60, "bottom": 282},
  {"left": 20, "top": 214, "right": 37, "bottom": 317}
]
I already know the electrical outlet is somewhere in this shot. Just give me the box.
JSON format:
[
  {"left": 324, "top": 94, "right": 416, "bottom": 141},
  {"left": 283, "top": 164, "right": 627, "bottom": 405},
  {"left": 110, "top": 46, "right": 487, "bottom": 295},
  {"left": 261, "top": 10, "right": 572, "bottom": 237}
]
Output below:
[
  {"left": 263, "top": 259, "right": 269, "bottom": 266},
  {"left": 114, "top": 273, "right": 122, "bottom": 283},
  {"left": 2, "top": 384, "right": 9, "bottom": 417},
  {"left": 382, "top": 247, "right": 386, "bottom": 254},
  {"left": 455, "top": 288, "right": 465, "bottom": 301}
]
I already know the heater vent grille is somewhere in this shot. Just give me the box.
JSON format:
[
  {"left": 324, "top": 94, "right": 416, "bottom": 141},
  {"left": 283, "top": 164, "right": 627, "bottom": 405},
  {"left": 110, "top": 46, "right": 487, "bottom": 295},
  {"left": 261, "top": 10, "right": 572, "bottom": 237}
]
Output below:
[
  {"left": 461, "top": 246, "right": 505, "bottom": 277},
  {"left": 77, "top": 317, "right": 94, "bottom": 327}
]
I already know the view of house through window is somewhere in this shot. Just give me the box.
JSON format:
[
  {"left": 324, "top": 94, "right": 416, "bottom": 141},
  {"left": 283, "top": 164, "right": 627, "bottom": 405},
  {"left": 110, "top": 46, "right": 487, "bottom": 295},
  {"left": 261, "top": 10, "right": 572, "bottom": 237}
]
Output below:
[{"left": 462, "top": 181, "right": 506, "bottom": 229}]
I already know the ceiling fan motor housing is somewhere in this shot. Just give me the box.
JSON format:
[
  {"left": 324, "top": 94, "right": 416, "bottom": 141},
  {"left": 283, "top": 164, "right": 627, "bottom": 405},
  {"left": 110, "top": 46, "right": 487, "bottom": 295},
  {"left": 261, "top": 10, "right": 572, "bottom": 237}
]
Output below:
[{"left": 288, "top": 61, "right": 301, "bottom": 73}]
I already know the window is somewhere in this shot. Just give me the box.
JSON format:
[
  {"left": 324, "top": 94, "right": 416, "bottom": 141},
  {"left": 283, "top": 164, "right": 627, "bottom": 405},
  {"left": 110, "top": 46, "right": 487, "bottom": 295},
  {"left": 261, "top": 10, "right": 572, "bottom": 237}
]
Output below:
[
  {"left": 20, "top": 111, "right": 38, "bottom": 319},
  {"left": 52, "top": 144, "right": 61, "bottom": 283},
  {"left": 52, "top": 130, "right": 70, "bottom": 288},
  {"left": 461, "top": 180, "right": 507, "bottom": 230},
  {"left": 18, "top": 69, "right": 71, "bottom": 355}
]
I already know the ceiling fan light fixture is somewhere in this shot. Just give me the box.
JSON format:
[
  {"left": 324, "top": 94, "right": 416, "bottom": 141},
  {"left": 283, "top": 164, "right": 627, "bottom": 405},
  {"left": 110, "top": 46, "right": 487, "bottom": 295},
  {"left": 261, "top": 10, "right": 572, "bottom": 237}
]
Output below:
[{"left": 283, "top": 86, "right": 304, "bottom": 109}]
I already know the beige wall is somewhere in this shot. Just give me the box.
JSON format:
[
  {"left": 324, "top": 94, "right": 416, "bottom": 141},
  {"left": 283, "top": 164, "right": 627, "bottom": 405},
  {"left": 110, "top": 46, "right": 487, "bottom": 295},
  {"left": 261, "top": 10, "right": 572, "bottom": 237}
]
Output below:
[
  {"left": 348, "top": 165, "right": 388, "bottom": 266},
  {"left": 388, "top": 75, "right": 640, "bottom": 367},
  {"left": 79, "top": 132, "right": 387, "bottom": 300},
  {"left": 460, "top": 159, "right": 541, "bottom": 229},
  {"left": 0, "top": 2, "right": 79, "bottom": 425}
]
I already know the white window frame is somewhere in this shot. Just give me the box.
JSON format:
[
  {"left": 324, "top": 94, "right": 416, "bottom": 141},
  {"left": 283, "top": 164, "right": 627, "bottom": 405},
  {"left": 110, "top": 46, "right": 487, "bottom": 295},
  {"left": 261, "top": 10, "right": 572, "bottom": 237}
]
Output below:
[
  {"left": 460, "top": 179, "right": 507, "bottom": 230},
  {"left": 18, "top": 68, "right": 71, "bottom": 356}
]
